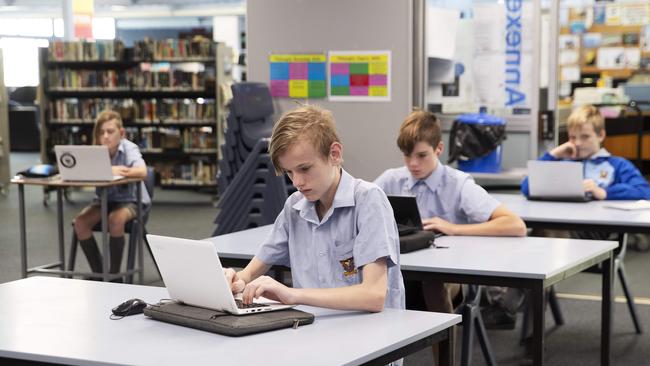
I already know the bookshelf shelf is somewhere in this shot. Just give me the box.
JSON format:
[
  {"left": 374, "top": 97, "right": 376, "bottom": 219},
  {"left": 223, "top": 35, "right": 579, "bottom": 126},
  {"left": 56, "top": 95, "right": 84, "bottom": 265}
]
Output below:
[
  {"left": 39, "top": 39, "right": 226, "bottom": 191},
  {"left": 46, "top": 90, "right": 215, "bottom": 99}
]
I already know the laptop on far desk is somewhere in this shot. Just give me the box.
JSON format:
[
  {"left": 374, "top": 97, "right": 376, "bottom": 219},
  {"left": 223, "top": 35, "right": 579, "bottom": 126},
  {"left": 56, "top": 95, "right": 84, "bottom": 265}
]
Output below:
[
  {"left": 527, "top": 160, "right": 591, "bottom": 202},
  {"left": 54, "top": 145, "right": 124, "bottom": 182},
  {"left": 147, "top": 234, "right": 295, "bottom": 316},
  {"left": 387, "top": 195, "right": 424, "bottom": 233}
]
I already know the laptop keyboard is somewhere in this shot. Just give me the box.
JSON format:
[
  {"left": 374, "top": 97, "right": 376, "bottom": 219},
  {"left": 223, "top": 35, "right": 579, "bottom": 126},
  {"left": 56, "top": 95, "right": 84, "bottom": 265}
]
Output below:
[{"left": 235, "top": 299, "right": 270, "bottom": 309}]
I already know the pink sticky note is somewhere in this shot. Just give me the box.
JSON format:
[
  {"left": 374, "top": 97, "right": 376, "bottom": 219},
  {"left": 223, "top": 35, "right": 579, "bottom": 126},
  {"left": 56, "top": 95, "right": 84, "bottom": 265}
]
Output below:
[
  {"left": 369, "top": 75, "right": 387, "bottom": 86},
  {"left": 270, "top": 80, "right": 289, "bottom": 97},
  {"left": 350, "top": 86, "right": 368, "bottom": 96},
  {"left": 289, "top": 63, "right": 308, "bottom": 79},
  {"left": 330, "top": 63, "right": 349, "bottom": 75}
]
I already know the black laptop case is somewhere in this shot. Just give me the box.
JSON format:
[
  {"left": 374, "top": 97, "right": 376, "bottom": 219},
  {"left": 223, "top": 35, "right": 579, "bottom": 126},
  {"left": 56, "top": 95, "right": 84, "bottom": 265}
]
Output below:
[{"left": 143, "top": 301, "right": 314, "bottom": 337}]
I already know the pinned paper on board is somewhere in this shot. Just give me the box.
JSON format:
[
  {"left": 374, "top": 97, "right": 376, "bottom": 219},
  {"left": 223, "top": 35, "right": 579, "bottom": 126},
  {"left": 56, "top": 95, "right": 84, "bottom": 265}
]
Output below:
[
  {"left": 269, "top": 54, "right": 327, "bottom": 99},
  {"left": 426, "top": 7, "right": 460, "bottom": 59},
  {"left": 328, "top": 50, "right": 391, "bottom": 102}
]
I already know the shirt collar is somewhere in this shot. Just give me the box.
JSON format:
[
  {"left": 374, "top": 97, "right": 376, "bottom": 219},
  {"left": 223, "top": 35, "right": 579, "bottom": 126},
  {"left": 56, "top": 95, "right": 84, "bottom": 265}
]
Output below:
[
  {"left": 292, "top": 168, "right": 354, "bottom": 224},
  {"left": 588, "top": 148, "right": 611, "bottom": 160},
  {"left": 406, "top": 163, "right": 444, "bottom": 193}
]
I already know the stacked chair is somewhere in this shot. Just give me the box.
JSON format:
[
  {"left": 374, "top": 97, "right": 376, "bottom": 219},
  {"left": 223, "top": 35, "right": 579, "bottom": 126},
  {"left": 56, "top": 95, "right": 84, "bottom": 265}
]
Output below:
[
  {"left": 217, "top": 82, "right": 276, "bottom": 191},
  {"left": 214, "top": 83, "right": 294, "bottom": 236}
]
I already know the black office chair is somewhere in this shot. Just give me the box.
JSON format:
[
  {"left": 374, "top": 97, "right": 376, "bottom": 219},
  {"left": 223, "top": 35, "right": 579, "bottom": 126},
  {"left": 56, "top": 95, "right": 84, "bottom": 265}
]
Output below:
[{"left": 67, "top": 168, "right": 160, "bottom": 283}]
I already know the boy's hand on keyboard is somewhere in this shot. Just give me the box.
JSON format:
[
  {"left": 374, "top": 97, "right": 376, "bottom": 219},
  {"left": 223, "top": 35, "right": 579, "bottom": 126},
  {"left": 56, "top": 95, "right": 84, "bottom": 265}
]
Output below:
[
  {"left": 224, "top": 268, "right": 245, "bottom": 293},
  {"left": 422, "top": 217, "right": 456, "bottom": 236},
  {"left": 583, "top": 179, "right": 607, "bottom": 200},
  {"left": 242, "top": 275, "right": 295, "bottom": 305}
]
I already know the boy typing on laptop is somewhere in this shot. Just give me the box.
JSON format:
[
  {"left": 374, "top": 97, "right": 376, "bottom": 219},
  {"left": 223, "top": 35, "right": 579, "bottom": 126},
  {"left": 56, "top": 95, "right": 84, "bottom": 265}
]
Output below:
[
  {"left": 225, "top": 105, "right": 405, "bottom": 312},
  {"left": 73, "top": 110, "right": 151, "bottom": 279},
  {"left": 374, "top": 110, "right": 526, "bottom": 339},
  {"left": 521, "top": 104, "right": 650, "bottom": 201}
]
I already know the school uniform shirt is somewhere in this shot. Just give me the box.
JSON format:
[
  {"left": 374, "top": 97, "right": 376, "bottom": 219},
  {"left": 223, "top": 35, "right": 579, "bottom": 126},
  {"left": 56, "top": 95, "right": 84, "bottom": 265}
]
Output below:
[
  {"left": 520, "top": 148, "right": 650, "bottom": 200},
  {"left": 95, "top": 139, "right": 151, "bottom": 205},
  {"left": 255, "top": 169, "right": 406, "bottom": 310},
  {"left": 374, "top": 164, "right": 500, "bottom": 224}
]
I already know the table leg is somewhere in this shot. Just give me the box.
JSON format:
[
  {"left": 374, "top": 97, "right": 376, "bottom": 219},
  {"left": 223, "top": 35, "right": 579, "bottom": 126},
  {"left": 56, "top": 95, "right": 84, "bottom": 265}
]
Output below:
[
  {"left": 532, "top": 281, "right": 545, "bottom": 366},
  {"left": 101, "top": 188, "right": 109, "bottom": 282},
  {"left": 57, "top": 188, "right": 65, "bottom": 273},
  {"left": 439, "top": 326, "right": 454, "bottom": 366},
  {"left": 18, "top": 184, "right": 27, "bottom": 278},
  {"left": 601, "top": 254, "right": 613, "bottom": 366},
  {"left": 137, "top": 182, "right": 143, "bottom": 284}
]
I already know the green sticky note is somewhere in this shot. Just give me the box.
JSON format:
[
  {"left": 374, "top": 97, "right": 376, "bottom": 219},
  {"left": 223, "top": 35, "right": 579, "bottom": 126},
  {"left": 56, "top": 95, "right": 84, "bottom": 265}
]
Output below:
[
  {"left": 349, "top": 63, "right": 368, "bottom": 75},
  {"left": 331, "top": 86, "right": 350, "bottom": 96},
  {"left": 308, "top": 80, "right": 326, "bottom": 98}
]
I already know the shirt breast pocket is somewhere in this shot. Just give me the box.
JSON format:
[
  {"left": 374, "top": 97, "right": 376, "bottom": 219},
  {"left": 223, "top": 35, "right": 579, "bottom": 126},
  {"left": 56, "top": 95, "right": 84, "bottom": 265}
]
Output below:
[{"left": 334, "top": 239, "right": 360, "bottom": 285}]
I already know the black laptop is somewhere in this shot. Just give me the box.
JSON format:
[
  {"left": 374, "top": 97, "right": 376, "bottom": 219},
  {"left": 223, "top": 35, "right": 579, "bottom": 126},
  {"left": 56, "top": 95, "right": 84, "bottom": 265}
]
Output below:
[{"left": 386, "top": 195, "right": 424, "bottom": 234}]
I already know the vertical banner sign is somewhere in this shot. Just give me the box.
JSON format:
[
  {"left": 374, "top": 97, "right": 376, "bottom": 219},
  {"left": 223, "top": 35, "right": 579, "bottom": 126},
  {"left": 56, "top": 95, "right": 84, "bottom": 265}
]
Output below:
[
  {"left": 73, "top": 0, "right": 94, "bottom": 39},
  {"left": 328, "top": 50, "right": 391, "bottom": 102},
  {"left": 269, "top": 54, "right": 327, "bottom": 98}
]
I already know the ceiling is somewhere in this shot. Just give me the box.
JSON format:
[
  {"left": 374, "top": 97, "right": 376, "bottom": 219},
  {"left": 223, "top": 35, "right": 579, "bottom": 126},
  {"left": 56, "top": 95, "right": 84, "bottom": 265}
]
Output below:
[{"left": 0, "top": 0, "right": 246, "bottom": 18}]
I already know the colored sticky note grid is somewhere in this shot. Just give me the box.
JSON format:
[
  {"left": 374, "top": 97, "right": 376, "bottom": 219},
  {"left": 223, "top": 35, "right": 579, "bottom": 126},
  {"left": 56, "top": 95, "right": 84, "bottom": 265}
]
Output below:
[
  {"left": 329, "top": 52, "right": 389, "bottom": 99},
  {"left": 269, "top": 54, "right": 327, "bottom": 98}
]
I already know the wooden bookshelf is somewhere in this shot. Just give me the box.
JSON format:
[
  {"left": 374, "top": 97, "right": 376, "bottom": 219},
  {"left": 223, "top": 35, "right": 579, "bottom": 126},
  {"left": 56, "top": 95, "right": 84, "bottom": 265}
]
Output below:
[{"left": 39, "top": 39, "right": 226, "bottom": 190}]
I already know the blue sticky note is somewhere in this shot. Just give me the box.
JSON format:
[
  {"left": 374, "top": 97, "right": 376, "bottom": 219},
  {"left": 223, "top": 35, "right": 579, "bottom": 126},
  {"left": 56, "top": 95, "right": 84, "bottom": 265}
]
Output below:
[
  {"left": 270, "top": 62, "right": 289, "bottom": 80},
  {"left": 331, "top": 74, "right": 349, "bottom": 87},
  {"left": 308, "top": 63, "right": 326, "bottom": 80}
]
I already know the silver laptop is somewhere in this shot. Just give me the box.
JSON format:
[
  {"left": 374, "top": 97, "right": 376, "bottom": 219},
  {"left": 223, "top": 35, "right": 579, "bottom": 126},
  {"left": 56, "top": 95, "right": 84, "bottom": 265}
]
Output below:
[
  {"left": 527, "top": 160, "right": 590, "bottom": 202},
  {"left": 146, "top": 234, "right": 295, "bottom": 315},
  {"left": 54, "top": 145, "right": 124, "bottom": 182}
]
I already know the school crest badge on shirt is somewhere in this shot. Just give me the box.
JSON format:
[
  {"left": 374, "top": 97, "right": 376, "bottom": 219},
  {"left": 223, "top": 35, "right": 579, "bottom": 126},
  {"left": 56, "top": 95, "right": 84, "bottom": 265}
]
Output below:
[{"left": 339, "top": 257, "right": 358, "bottom": 276}]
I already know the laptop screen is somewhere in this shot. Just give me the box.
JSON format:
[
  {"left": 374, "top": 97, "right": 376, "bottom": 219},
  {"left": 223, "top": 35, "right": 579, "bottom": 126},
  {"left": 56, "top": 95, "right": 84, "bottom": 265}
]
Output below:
[{"left": 386, "top": 195, "right": 423, "bottom": 230}]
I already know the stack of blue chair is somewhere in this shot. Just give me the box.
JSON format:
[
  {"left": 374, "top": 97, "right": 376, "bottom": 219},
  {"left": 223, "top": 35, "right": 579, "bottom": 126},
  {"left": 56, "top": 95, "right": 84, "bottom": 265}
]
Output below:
[{"left": 214, "top": 83, "right": 294, "bottom": 236}]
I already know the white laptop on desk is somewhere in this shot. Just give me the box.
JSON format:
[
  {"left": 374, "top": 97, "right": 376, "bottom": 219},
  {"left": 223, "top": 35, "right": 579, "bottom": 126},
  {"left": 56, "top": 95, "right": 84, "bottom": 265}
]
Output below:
[
  {"left": 527, "top": 160, "right": 591, "bottom": 202},
  {"left": 147, "top": 234, "right": 295, "bottom": 315},
  {"left": 54, "top": 145, "right": 124, "bottom": 182}
]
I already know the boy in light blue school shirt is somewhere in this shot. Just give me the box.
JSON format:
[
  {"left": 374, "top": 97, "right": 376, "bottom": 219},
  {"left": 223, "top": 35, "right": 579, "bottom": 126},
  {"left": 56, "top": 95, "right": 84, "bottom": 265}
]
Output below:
[
  {"left": 225, "top": 105, "right": 405, "bottom": 312},
  {"left": 374, "top": 110, "right": 525, "bottom": 327}
]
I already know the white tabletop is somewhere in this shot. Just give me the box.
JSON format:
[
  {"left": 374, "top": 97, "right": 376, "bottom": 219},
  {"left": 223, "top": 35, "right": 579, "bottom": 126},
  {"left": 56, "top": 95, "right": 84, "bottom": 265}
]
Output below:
[
  {"left": 0, "top": 277, "right": 460, "bottom": 366},
  {"left": 205, "top": 225, "right": 617, "bottom": 280},
  {"left": 399, "top": 235, "right": 616, "bottom": 280},
  {"left": 492, "top": 193, "right": 650, "bottom": 229}
]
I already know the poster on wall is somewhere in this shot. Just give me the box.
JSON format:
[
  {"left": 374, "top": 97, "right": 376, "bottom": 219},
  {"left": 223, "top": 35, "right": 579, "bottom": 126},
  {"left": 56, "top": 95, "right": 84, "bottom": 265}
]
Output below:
[
  {"left": 328, "top": 50, "right": 391, "bottom": 102},
  {"left": 269, "top": 54, "right": 326, "bottom": 99}
]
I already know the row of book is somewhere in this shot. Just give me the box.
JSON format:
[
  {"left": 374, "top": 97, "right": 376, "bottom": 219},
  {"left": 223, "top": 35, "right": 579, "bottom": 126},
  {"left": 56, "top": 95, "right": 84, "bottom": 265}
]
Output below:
[
  {"left": 136, "top": 127, "right": 217, "bottom": 151},
  {"left": 48, "top": 40, "right": 126, "bottom": 61},
  {"left": 47, "top": 69, "right": 210, "bottom": 91},
  {"left": 49, "top": 98, "right": 216, "bottom": 123},
  {"left": 156, "top": 160, "right": 217, "bottom": 186},
  {"left": 133, "top": 38, "right": 216, "bottom": 61}
]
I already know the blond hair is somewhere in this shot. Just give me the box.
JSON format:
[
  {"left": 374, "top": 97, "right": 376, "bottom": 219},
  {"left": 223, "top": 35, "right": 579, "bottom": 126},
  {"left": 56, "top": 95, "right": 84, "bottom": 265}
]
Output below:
[
  {"left": 397, "top": 109, "right": 442, "bottom": 154},
  {"left": 567, "top": 105, "right": 604, "bottom": 134},
  {"left": 93, "top": 110, "right": 123, "bottom": 144},
  {"left": 269, "top": 105, "right": 340, "bottom": 175}
]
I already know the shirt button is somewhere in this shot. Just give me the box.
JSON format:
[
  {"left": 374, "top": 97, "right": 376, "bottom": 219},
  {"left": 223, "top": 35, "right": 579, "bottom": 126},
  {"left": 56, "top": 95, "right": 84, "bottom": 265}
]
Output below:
[{"left": 319, "top": 252, "right": 325, "bottom": 256}]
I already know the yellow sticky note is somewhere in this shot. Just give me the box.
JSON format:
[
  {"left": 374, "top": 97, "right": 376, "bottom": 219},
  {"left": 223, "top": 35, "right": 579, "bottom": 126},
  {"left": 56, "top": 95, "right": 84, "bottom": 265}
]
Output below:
[
  {"left": 289, "top": 80, "right": 308, "bottom": 98},
  {"left": 369, "top": 62, "right": 388, "bottom": 75},
  {"left": 369, "top": 86, "right": 388, "bottom": 96}
]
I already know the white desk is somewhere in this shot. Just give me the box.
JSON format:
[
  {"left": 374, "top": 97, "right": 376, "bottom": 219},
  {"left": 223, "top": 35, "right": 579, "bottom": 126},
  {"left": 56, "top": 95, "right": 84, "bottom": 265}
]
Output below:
[
  {"left": 205, "top": 226, "right": 617, "bottom": 366},
  {"left": 492, "top": 193, "right": 650, "bottom": 233},
  {"left": 0, "top": 277, "right": 460, "bottom": 366},
  {"left": 11, "top": 176, "right": 145, "bottom": 282}
]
